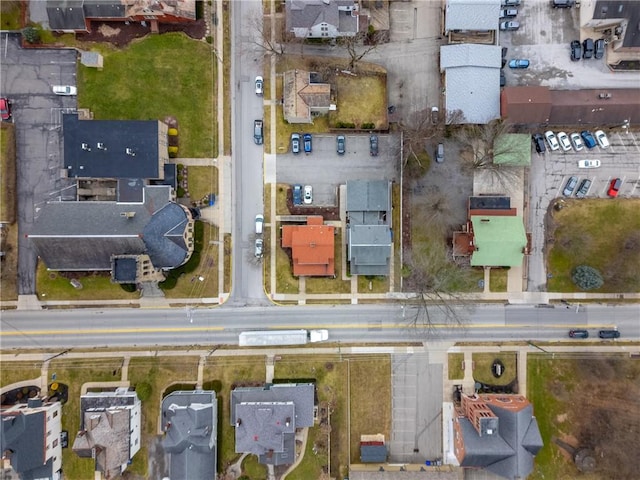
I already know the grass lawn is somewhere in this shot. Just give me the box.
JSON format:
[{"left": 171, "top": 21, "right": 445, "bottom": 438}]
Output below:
[
  {"left": 489, "top": 268, "right": 508, "bottom": 292},
  {"left": 287, "top": 425, "right": 328, "bottom": 480},
  {"left": 0, "top": 124, "right": 16, "bottom": 222},
  {"left": 448, "top": 353, "right": 465, "bottom": 380},
  {"left": 392, "top": 183, "right": 402, "bottom": 287},
  {"left": 472, "top": 352, "right": 516, "bottom": 386},
  {"left": 329, "top": 73, "right": 387, "bottom": 129},
  {"left": 49, "top": 358, "right": 126, "bottom": 479},
  {"left": 276, "top": 241, "right": 299, "bottom": 294},
  {"left": 305, "top": 230, "right": 350, "bottom": 294},
  {"left": 223, "top": 233, "right": 232, "bottom": 292},
  {"left": 0, "top": 0, "right": 21, "bottom": 29},
  {"left": 222, "top": 0, "right": 231, "bottom": 155},
  {"left": 349, "top": 356, "right": 391, "bottom": 463},
  {"left": 36, "top": 261, "right": 140, "bottom": 301},
  {"left": 186, "top": 165, "right": 219, "bottom": 202},
  {"left": 0, "top": 222, "right": 18, "bottom": 301},
  {"left": 202, "top": 356, "right": 266, "bottom": 469},
  {"left": 547, "top": 199, "right": 640, "bottom": 292},
  {"left": 78, "top": 33, "right": 215, "bottom": 158},
  {"left": 241, "top": 454, "right": 267, "bottom": 480},
  {"left": 273, "top": 105, "right": 329, "bottom": 155},
  {"left": 276, "top": 184, "right": 290, "bottom": 215},
  {"left": 0, "top": 361, "right": 43, "bottom": 388},
  {"left": 357, "top": 275, "right": 389, "bottom": 293}
]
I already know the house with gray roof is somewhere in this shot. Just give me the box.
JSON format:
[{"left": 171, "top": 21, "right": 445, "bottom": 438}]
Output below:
[
  {"left": 162, "top": 391, "right": 217, "bottom": 480},
  {"left": 1, "top": 398, "right": 63, "bottom": 480},
  {"left": 440, "top": 44, "right": 502, "bottom": 124},
  {"left": 445, "top": 0, "right": 500, "bottom": 33},
  {"left": 72, "top": 388, "right": 141, "bottom": 479},
  {"left": 230, "top": 383, "right": 315, "bottom": 466},
  {"left": 346, "top": 180, "right": 392, "bottom": 276},
  {"left": 283, "top": 70, "right": 333, "bottom": 124},
  {"left": 286, "top": 0, "right": 359, "bottom": 39},
  {"left": 452, "top": 394, "right": 543, "bottom": 480}
]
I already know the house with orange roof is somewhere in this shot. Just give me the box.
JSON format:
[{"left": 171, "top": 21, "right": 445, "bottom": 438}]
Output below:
[{"left": 281, "top": 216, "right": 335, "bottom": 277}]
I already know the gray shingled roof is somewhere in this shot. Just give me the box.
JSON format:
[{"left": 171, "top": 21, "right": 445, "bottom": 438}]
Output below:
[
  {"left": 445, "top": 0, "right": 500, "bottom": 31},
  {"left": 162, "top": 391, "right": 217, "bottom": 480},
  {"left": 360, "top": 444, "right": 388, "bottom": 463},
  {"left": 29, "top": 185, "right": 190, "bottom": 271},
  {"left": 46, "top": 0, "right": 87, "bottom": 31},
  {"left": 348, "top": 225, "right": 391, "bottom": 276},
  {"left": 440, "top": 44, "right": 501, "bottom": 124},
  {"left": 63, "top": 114, "right": 161, "bottom": 180},
  {"left": 1, "top": 409, "right": 49, "bottom": 478},
  {"left": 346, "top": 180, "right": 391, "bottom": 214},
  {"left": 83, "top": 0, "right": 126, "bottom": 19},
  {"left": 286, "top": 0, "right": 357, "bottom": 35}
]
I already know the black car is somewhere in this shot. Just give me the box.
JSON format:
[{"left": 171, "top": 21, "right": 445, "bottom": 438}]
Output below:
[
  {"left": 583, "top": 38, "right": 594, "bottom": 59},
  {"left": 569, "top": 329, "right": 589, "bottom": 339},
  {"left": 575, "top": 178, "right": 591, "bottom": 198},
  {"left": 500, "top": 70, "right": 506, "bottom": 87},
  {"left": 369, "top": 135, "right": 378, "bottom": 156},
  {"left": 599, "top": 329, "right": 620, "bottom": 339},
  {"left": 552, "top": 0, "right": 574, "bottom": 7},
  {"left": 570, "top": 40, "right": 582, "bottom": 61},
  {"left": 532, "top": 133, "right": 546, "bottom": 153},
  {"left": 594, "top": 38, "right": 605, "bottom": 59}
]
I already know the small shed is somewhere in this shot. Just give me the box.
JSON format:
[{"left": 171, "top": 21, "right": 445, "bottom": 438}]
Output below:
[{"left": 80, "top": 50, "right": 103, "bottom": 70}]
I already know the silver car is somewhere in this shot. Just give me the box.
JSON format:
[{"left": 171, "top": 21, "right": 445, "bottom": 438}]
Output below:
[{"left": 254, "top": 238, "right": 264, "bottom": 258}]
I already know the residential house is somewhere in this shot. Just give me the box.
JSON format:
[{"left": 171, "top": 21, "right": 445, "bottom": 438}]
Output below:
[
  {"left": 230, "top": 383, "right": 315, "bottom": 466},
  {"left": 440, "top": 44, "right": 502, "bottom": 124},
  {"left": 162, "top": 391, "right": 217, "bottom": 480},
  {"left": 281, "top": 216, "right": 335, "bottom": 276},
  {"left": 72, "top": 388, "right": 141, "bottom": 479},
  {"left": 452, "top": 394, "right": 543, "bottom": 480},
  {"left": 584, "top": 1, "right": 640, "bottom": 59},
  {"left": 1, "top": 398, "right": 63, "bottom": 480},
  {"left": 501, "top": 86, "right": 639, "bottom": 126},
  {"left": 452, "top": 196, "right": 529, "bottom": 268},
  {"left": 46, "top": 0, "right": 197, "bottom": 33},
  {"left": 283, "top": 70, "right": 332, "bottom": 124},
  {"left": 346, "top": 180, "right": 392, "bottom": 276},
  {"left": 286, "top": 0, "right": 359, "bottom": 39}
]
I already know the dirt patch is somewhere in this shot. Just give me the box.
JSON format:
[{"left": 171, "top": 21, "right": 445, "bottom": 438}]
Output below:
[{"left": 73, "top": 20, "right": 207, "bottom": 48}]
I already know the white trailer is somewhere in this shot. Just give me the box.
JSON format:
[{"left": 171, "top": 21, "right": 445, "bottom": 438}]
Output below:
[{"left": 238, "top": 329, "right": 329, "bottom": 347}]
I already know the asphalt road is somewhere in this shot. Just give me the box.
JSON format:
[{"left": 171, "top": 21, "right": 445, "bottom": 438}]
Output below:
[{"left": 1, "top": 304, "right": 637, "bottom": 350}]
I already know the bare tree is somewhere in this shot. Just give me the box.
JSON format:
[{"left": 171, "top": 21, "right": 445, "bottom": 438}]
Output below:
[
  {"left": 402, "top": 243, "right": 476, "bottom": 336},
  {"left": 245, "top": 8, "right": 286, "bottom": 56},
  {"left": 338, "top": 32, "right": 378, "bottom": 70}
]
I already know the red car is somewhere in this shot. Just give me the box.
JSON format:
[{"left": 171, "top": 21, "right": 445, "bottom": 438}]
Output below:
[
  {"left": 0, "top": 97, "right": 11, "bottom": 121},
  {"left": 607, "top": 178, "right": 621, "bottom": 197}
]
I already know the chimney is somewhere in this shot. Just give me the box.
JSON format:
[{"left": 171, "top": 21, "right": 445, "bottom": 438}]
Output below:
[
  {"left": 81, "top": 143, "right": 91, "bottom": 151},
  {"left": 126, "top": 148, "right": 136, "bottom": 156}
]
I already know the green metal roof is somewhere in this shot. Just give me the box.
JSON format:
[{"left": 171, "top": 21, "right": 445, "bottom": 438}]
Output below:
[
  {"left": 470, "top": 216, "right": 526, "bottom": 267},
  {"left": 493, "top": 134, "right": 531, "bottom": 166}
]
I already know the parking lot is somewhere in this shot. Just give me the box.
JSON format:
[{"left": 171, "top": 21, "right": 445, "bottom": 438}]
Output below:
[
  {"left": 276, "top": 133, "right": 399, "bottom": 206},
  {"left": 500, "top": 1, "right": 639, "bottom": 89}
]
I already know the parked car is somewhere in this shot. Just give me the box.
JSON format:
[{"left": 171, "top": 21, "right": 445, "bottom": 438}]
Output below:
[
  {"left": 563, "top": 176, "right": 578, "bottom": 196},
  {"left": 570, "top": 133, "right": 584, "bottom": 151},
  {"left": 253, "top": 119, "right": 263, "bottom": 145},
  {"left": 608, "top": 178, "right": 621, "bottom": 197},
  {"left": 500, "top": 8, "right": 518, "bottom": 18},
  {"left": 370, "top": 135, "right": 379, "bottom": 156},
  {"left": 255, "top": 76, "right": 264, "bottom": 96},
  {"left": 52, "top": 85, "right": 77, "bottom": 96},
  {"left": 502, "top": 0, "right": 521, "bottom": 6},
  {"left": 303, "top": 185, "right": 313, "bottom": 204},
  {"left": 575, "top": 178, "right": 592, "bottom": 198},
  {"left": 292, "top": 184, "right": 303, "bottom": 206},
  {"left": 254, "top": 238, "right": 264, "bottom": 258},
  {"left": 553, "top": 0, "right": 574, "bottom": 8},
  {"left": 532, "top": 133, "right": 546, "bottom": 153},
  {"left": 594, "top": 130, "right": 609, "bottom": 148},
  {"left": 581, "top": 130, "right": 597, "bottom": 149},
  {"left": 336, "top": 135, "right": 346, "bottom": 155},
  {"left": 435, "top": 143, "right": 444, "bottom": 163},
  {"left": 570, "top": 40, "right": 582, "bottom": 61},
  {"left": 303, "top": 133, "right": 312, "bottom": 153},
  {"left": 544, "top": 130, "right": 560, "bottom": 151},
  {"left": 569, "top": 329, "right": 589, "bottom": 338},
  {"left": 291, "top": 133, "right": 300, "bottom": 154},
  {"left": 578, "top": 159, "right": 601, "bottom": 168},
  {"left": 0, "top": 97, "right": 11, "bottom": 121},
  {"left": 594, "top": 38, "right": 606, "bottom": 59},
  {"left": 255, "top": 214, "right": 264, "bottom": 234},
  {"left": 508, "top": 59, "right": 529, "bottom": 69},
  {"left": 500, "top": 70, "right": 506, "bottom": 87},
  {"left": 583, "top": 38, "right": 594, "bottom": 59},
  {"left": 500, "top": 21, "right": 520, "bottom": 31},
  {"left": 599, "top": 329, "right": 620, "bottom": 339},
  {"left": 557, "top": 131, "right": 572, "bottom": 151},
  {"left": 431, "top": 106, "right": 439, "bottom": 124}
]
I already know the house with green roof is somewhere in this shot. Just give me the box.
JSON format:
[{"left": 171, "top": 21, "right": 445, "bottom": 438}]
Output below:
[{"left": 470, "top": 216, "right": 527, "bottom": 267}]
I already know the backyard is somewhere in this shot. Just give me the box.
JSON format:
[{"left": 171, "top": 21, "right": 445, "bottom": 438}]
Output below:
[{"left": 546, "top": 199, "right": 640, "bottom": 292}]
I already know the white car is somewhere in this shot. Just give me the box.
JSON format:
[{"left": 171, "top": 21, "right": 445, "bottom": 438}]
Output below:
[
  {"left": 52, "top": 85, "right": 77, "bottom": 96},
  {"left": 255, "top": 76, "right": 263, "bottom": 96},
  {"left": 570, "top": 133, "right": 584, "bottom": 151},
  {"left": 594, "top": 130, "right": 609, "bottom": 148},
  {"left": 578, "top": 159, "right": 601, "bottom": 169},
  {"left": 544, "top": 131, "right": 560, "bottom": 151},
  {"left": 557, "top": 132, "right": 572, "bottom": 151},
  {"left": 303, "top": 185, "right": 313, "bottom": 204},
  {"left": 255, "top": 214, "right": 264, "bottom": 235}
]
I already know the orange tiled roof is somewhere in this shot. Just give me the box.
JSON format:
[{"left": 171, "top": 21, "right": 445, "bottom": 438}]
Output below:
[{"left": 281, "top": 217, "right": 334, "bottom": 276}]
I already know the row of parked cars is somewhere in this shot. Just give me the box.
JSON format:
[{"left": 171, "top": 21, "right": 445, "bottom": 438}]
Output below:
[
  {"left": 532, "top": 130, "right": 609, "bottom": 153},
  {"left": 289, "top": 133, "right": 379, "bottom": 156},
  {"left": 569, "top": 329, "right": 621, "bottom": 339},
  {"left": 563, "top": 176, "right": 621, "bottom": 198},
  {"left": 570, "top": 38, "right": 605, "bottom": 61}
]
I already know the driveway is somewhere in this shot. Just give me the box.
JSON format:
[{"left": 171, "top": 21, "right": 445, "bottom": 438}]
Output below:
[
  {"left": 276, "top": 133, "right": 399, "bottom": 206},
  {"left": 1, "top": 34, "right": 78, "bottom": 294}
]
